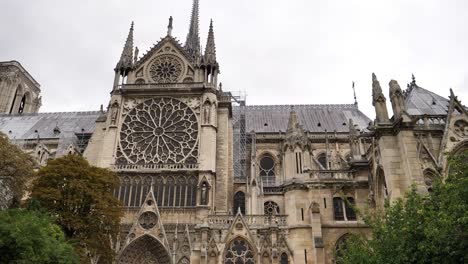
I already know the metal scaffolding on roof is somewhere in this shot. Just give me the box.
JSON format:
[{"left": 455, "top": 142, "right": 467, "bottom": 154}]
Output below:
[{"left": 230, "top": 91, "right": 247, "bottom": 179}]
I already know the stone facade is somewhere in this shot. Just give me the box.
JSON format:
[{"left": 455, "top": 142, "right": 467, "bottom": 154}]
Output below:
[
  {"left": 1, "top": 1, "right": 467, "bottom": 264},
  {"left": 0, "top": 61, "right": 41, "bottom": 114}
]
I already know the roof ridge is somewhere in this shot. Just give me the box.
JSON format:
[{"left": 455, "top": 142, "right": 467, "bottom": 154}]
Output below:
[
  {"left": 241, "top": 104, "right": 358, "bottom": 109},
  {"left": 0, "top": 111, "right": 102, "bottom": 117}
]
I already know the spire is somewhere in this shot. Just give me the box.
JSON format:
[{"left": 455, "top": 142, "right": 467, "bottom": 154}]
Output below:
[
  {"left": 204, "top": 19, "right": 217, "bottom": 64},
  {"left": 371, "top": 73, "right": 390, "bottom": 123},
  {"left": 115, "top": 21, "right": 134, "bottom": 75},
  {"left": 167, "top": 16, "right": 173, "bottom": 36},
  {"left": 185, "top": 0, "right": 201, "bottom": 60},
  {"left": 287, "top": 107, "right": 300, "bottom": 132}
]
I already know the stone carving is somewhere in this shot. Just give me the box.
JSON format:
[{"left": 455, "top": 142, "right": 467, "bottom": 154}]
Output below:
[
  {"left": 203, "top": 101, "right": 211, "bottom": 124},
  {"left": 453, "top": 120, "right": 468, "bottom": 138},
  {"left": 149, "top": 55, "right": 183, "bottom": 83},
  {"left": 119, "top": 97, "right": 199, "bottom": 164},
  {"left": 201, "top": 182, "right": 209, "bottom": 205},
  {"left": 118, "top": 235, "right": 170, "bottom": 264},
  {"left": 139, "top": 212, "right": 158, "bottom": 230},
  {"left": 110, "top": 102, "right": 119, "bottom": 125},
  {"left": 264, "top": 201, "right": 279, "bottom": 216}
]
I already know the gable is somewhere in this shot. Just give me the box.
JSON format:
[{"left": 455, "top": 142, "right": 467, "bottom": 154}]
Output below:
[{"left": 128, "top": 37, "right": 196, "bottom": 84}]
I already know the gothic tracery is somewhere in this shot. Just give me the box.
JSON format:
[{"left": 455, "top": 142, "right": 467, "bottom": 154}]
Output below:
[
  {"left": 119, "top": 97, "right": 199, "bottom": 164},
  {"left": 149, "top": 55, "right": 183, "bottom": 83}
]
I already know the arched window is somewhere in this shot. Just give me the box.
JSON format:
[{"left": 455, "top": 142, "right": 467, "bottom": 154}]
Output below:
[
  {"left": 259, "top": 155, "right": 275, "bottom": 186},
  {"left": 264, "top": 201, "right": 280, "bottom": 216},
  {"left": 233, "top": 191, "right": 245, "bottom": 215},
  {"left": 317, "top": 153, "right": 327, "bottom": 169},
  {"left": 333, "top": 197, "right": 357, "bottom": 221},
  {"left": 187, "top": 176, "right": 197, "bottom": 206},
  {"left": 335, "top": 234, "right": 350, "bottom": 259},
  {"left": 280, "top": 253, "right": 289, "bottom": 264},
  {"left": 224, "top": 237, "right": 255, "bottom": 264},
  {"left": 18, "top": 94, "right": 27, "bottom": 113},
  {"left": 333, "top": 197, "right": 345, "bottom": 221}
]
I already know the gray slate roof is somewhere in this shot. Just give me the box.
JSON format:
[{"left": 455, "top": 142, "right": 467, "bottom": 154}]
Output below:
[
  {"left": 0, "top": 111, "right": 101, "bottom": 140},
  {"left": 234, "top": 104, "right": 371, "bottom": 133},
  {"left": 405, "top": 86, "right": 449, "bottom": 116}
]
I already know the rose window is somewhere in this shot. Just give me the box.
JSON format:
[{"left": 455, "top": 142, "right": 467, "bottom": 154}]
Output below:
[
  {"left": 119, "top": 97, "right": 198, "bottom": 164},
  {"left": 224, "top": 238, "right": 255, "bottom": 264},
  {"left": 149, "top": 55, "right": 183, "bottom": 83}
]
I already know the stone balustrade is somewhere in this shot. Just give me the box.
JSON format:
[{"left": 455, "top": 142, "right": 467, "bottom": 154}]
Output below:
[
  {"left": 207, "top": 214, "right": 287, "bottom": 228},
  {"left": 308, "top": 170, "right": 354, "bottom": 180},
  {"left": 413, "top": 115, "right": 446, "bottom": 127},
  {"left": 118, "top": 82, "right": 215, "bottom": 90},
  {"left": 113, "top": 163, "right": 199, "bottom": 171}
]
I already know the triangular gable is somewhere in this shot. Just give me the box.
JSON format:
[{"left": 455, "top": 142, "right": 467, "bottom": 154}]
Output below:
[
  {"left": 223, "top": 211, "right": 257, "bottom": 250},
  {"left": 134, "top": 36, "right": 193, "bottom": 69},
  {"left": 120, "top": 187, "right": 171, "bottom": 254}
]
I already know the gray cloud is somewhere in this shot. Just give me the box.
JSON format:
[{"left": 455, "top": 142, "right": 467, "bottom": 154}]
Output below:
[{"left": 1, "top": 0, "right": 467, "bottom": 118}]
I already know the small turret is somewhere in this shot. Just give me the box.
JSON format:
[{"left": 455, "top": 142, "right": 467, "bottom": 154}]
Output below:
[
  {"left": 113, "top": 22, "right": 135, "bottom": 89},
  {"left": 204, "top": 20, "right": 217, "bottom": 65},
  {"left": 372, "top": 73, "right": 389, "bottom": 123}
]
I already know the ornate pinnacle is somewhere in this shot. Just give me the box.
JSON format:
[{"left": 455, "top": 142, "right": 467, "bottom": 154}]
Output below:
[
  {"left": 389, "top": 80, "right": 403, "bottom": 97},
  {"left": 115, "top": 21, "right": 134, "bottom": 75},
  {"left": 167, "top": 16, "right": 173, "bottom": 36},
  {"left": 411, "top": 73, "right": 416, "bottom": 85},
  {"left": 287, "top": 107, "right": 299, "bottom": 132},
  {"left": 372, "top": 73, "right": 385, "bottom": 104},
  {"left": 185, "top": 0, "right": 201, "bottom": 60},
  {"left": 204, "top": 19, "right": 217, "bottom": 64}
]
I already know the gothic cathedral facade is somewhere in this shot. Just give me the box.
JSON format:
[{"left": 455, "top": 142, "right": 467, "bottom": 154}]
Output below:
[{"left": 0, "top": 1, "right": 467, "bottom": 264}]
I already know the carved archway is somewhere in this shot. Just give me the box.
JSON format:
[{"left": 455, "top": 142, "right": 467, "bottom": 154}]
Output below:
[{"left": 118, "top": 235, "right": 172, "bottom": 264}]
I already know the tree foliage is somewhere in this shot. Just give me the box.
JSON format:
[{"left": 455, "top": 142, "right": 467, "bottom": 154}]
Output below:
[
  {"left": 336, "top": 150, "right": 468, "bottom": 264},
  {"left": 0, "top": 131, "right": 36, "bottom": 209},
  {"left": 30, "top": 154, "right": 122, "bottom": 263},
  {"left": 0, "top": 208, "right": 79, "bottom": 264}
]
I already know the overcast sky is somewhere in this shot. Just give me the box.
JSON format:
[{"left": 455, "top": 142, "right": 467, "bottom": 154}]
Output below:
[{"left": 1, "top": 0, "right": 467, "bottom": 118}]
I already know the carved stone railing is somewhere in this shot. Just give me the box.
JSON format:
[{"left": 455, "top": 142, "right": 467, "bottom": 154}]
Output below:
[
  {"left": 263, "top": 186, "right": 284, "bottom": 194},
  {"left": 113, "top": 163, "right": 199, "bottom": 171},
  {"left": 118, "top": 82, "right": 215, "bottom": 90},
  {"left": 207, "top": 214, "right": 287, "bottom": 228},
  {"left": 308, "top": 170, "right": 355, "bottom": 180},
  {"left": 413, "top": 115, "right": 446, "bottom": 127}
]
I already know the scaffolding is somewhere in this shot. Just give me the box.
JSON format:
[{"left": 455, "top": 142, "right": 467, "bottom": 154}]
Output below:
[{"left": 230, "top": 91, "right": 247, "bottom": 179}]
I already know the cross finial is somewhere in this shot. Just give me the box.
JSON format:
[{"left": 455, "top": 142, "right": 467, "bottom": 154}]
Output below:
[{"left": 352, "top": 81, "right": 358, "bottom": 106}]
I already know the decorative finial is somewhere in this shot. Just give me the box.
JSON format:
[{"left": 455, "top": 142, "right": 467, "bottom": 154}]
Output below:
[
  {"left": 204, "top": 19, "right": 217, "bottom": 64},
  {"left": 115, "top": 21, "right": 135, "bottom": 75},
  {"left": 411, "top": 73, "right": 416, "bottom": 85},
  {"left": 167, "top": 16, "right": 173, "bottom": 36}
]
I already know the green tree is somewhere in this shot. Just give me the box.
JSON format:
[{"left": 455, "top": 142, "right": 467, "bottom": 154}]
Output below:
[
  {"left": 336, "top": 150, "right": 468, "bottom": 264},
  {"left": 0, "top": 208, "right": 79, "bottom": 264},
  {"left": 0, "top": 131, "right": 36, "bottom": 209},
  {"left": 30, "top": 154, "right": 122, "bottom": 264}
]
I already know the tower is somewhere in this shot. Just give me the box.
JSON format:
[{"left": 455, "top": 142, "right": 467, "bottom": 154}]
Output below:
[
  {"left": 83, "top": 1, "right": 232, "bottom": 263},
  {"left": 0, "top": 61, "right": 41, "bottom": 114}
]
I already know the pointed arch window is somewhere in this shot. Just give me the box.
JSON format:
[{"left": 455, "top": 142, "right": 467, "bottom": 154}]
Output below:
[
  {"left": 280, "top": 253, "right": 289, "bottom": 264},
  {"left": 259, "top": 155, "right": 275, "bottom": 186},
  {"left": 317, "top": 153, "right": 327, "bottom": 169},
  {"left": 423, "top": 169, "right": 438, "bottom": 192},
  {"left": 224, "top": 237, "right": 255, "bottom": 264},
  {"left": 233, "top": 191, "right": 246, "bottom": 215},
  {"left": 333, "top": 197, "right": 356, "bottom": 221},
  {"left": 335, "top": 234, "right": 350, "bottom": 259}
]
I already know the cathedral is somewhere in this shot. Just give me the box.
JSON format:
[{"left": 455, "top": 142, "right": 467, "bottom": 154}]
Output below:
[{"left": 0, "top": 1, "right": 467, "bottom": 263}]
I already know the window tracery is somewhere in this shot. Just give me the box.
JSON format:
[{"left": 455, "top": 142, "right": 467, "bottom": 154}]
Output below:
[
  {"left": 119, "top": 97, "right": 199, "bottom": 165},
  {"left": 224, "top": 238, "right": 255, "bottom": 264},
  {"left": 116, "top": 175, "right": 197, "bottom": 208},
  {"left": 148, "top": 55, "right": 183, "bottom": 83},
  {"left": 264, "top": 201, "right": 280, "bottom": 216},
  {"left": 259, "top": 155, "right": 275, "bottom": 186}
]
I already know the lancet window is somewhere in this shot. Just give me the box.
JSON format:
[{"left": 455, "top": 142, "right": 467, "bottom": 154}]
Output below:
[
  {"left": 116, "top": 175, "right": 197, "bottom": 208},
  {"left": 233, "top": 191, "right": 246, "bottom": 215},
  {"left": 333, "top": 197, "right": 356, "bottom": 221},
  {"left": 259, "top": 155, "right": 275, "bottom": 186}
]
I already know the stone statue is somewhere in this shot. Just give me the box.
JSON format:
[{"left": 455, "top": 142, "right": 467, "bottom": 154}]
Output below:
[
  {"left": 203, "top": 102, "right": 211, "bottom": 124},
  {"left": 201, "top": 182, "right": 208, "bottom": 205}
]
